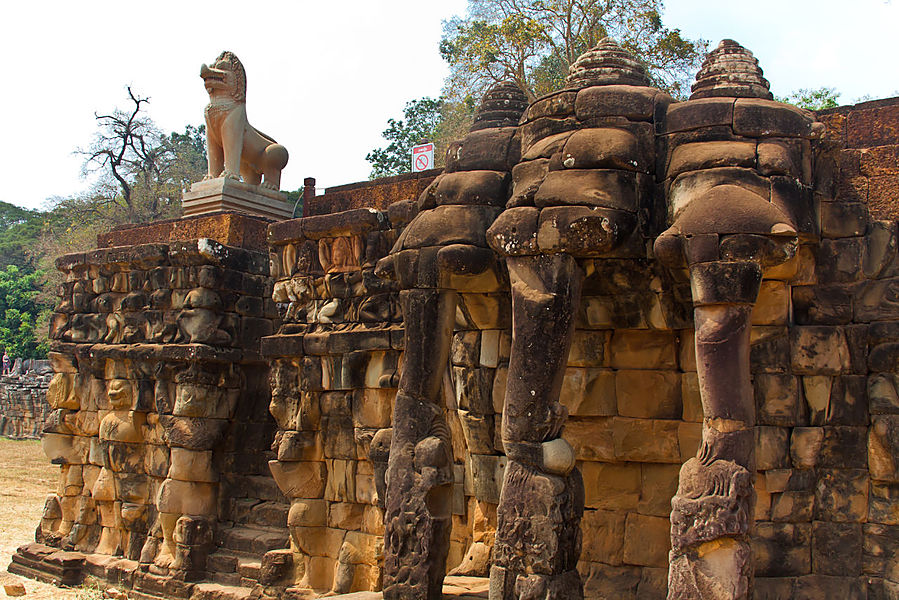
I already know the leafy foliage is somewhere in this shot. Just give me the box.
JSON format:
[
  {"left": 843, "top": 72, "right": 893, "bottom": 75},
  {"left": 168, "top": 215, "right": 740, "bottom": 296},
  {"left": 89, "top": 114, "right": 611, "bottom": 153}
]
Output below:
[
  {"left": 777, "top": 87, "right": 842, "bottom": 111},
  {"left": 440, "top": 0, "right": 707, "bottom": 102},
  {"left": 0, "top": 201, "right": 45, "bottom": 270},
  {"left": 366, "top": 96, "right": 478, "bottom": 178},
  {"left": 366, "top": 97, "right": 445, "bottom": 178},
  {"left": 0, "top": 265, "right": 50, "bottom": 359}
]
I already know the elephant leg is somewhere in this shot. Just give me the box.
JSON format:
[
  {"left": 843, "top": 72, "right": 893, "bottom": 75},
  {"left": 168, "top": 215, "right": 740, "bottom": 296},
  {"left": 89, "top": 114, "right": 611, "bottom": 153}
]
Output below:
[
  {"left": 491, "top": 253, "right": 585, "bottom": 600},
  {"left": 383, "top": 288, "right": 456, "bottom": 600}
]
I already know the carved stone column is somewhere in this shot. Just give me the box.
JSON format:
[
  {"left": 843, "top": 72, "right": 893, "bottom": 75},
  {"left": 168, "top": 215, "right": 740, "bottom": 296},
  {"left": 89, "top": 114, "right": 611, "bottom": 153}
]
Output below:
[
  {"left": 488, "top": 254, "right": 584, "bottom": 599},
  {"left": 382, "top": 289, "right": 457, "bottom": 599},
  {"left": 376, "top": 82, "right": 528, "bottom": 599},
  {"left": 655, "top": 187, "right": 799, "bottom": 599},
  {"left": 656, "top": 39, "right": 822, "bottom": 599},
  {"left": 485, "top": 38, "right": 666, "bottom": 599}
]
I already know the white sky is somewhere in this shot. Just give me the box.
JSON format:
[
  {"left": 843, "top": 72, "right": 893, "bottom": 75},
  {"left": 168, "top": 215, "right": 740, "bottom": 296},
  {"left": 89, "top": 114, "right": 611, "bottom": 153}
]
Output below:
[{"left": 1, "top": 0, "right": 896, "bottom": 211}]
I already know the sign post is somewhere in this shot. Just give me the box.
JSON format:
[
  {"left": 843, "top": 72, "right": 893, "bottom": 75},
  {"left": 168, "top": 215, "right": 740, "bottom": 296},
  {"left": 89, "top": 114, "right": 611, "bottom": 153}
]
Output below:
[{"left": 411, "top": 143, "right": 434, "bottom": 172}]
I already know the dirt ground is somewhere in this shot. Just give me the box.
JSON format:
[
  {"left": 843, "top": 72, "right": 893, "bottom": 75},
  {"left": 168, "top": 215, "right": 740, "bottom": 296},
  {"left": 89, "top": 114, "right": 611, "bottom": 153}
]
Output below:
[{"left": 0, "top": 437, "right": 98, "bottom": 599}]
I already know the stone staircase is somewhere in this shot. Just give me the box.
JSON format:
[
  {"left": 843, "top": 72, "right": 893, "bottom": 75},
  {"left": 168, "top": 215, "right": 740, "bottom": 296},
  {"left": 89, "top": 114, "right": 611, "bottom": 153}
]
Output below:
[{"left": 207, "top": 498, "right": 290, "bottom": 588}]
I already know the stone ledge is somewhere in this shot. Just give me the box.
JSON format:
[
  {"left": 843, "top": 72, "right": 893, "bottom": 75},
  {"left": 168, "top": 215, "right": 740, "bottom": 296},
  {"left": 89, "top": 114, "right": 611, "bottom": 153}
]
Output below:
[
  {"left": 98, "top": 212, "right": 272, "bottom": 252},
  {"left": 183, "top": 178, "right": 293, "bottom": 221}
]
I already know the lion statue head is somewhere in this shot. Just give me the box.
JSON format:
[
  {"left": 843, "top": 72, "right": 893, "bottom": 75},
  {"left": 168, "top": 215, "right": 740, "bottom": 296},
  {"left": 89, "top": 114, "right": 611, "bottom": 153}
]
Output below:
[{"left": 200, "top": 50, "right": 246, "bottom": 103}]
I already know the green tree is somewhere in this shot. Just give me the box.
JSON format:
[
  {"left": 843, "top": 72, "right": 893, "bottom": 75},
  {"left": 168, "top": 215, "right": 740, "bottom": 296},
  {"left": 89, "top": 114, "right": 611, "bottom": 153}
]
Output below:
[
  {"left": 366, "top": 97, "right": 479, "bottom": 178},
  {"left": 440, "top": 0, "right": 707, "bottom": 102},
  {"left": 366, "top": 97, "right": 445, "bottom": 178},
  {"left": 777, "top": 87, "right": 841, "bottom": 111},
  {"left": 0, "top": 265, "right": 50, "bottom": 359},
  {"left": 0, "top": 201, "right": 44, "bottom": 270}
]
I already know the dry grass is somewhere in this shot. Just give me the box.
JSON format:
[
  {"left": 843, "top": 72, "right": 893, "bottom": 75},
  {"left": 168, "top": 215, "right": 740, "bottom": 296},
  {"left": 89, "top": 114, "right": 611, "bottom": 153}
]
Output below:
[{"left": 0, "top": 437, "right": 88, "bottom": 599}]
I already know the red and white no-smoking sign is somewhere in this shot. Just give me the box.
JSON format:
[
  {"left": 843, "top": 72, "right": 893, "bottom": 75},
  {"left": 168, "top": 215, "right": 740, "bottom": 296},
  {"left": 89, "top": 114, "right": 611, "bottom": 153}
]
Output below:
[{"left": 411, "top": 143, "right": 434, "bottom": 172}]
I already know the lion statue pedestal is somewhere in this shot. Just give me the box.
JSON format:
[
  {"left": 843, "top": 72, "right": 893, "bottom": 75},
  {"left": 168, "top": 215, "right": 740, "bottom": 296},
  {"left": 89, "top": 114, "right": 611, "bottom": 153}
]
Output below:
[{"left": 182, "top": 177, "right": 293, "bottom": 220}]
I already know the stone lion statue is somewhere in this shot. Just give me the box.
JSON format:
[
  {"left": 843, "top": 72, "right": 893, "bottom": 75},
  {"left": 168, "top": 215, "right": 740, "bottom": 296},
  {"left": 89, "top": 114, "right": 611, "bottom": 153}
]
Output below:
[{"left": 200, "top": 51, "right": 289, "bottom": 189}]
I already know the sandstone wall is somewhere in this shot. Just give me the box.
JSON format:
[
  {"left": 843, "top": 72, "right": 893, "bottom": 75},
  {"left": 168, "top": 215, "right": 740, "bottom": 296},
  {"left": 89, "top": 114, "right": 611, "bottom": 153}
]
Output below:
[
  {"left": 263, "top": 97, "right": 899, "bottom": 599},
  {"left": 11, "top": 92, "right": 899, "bottom": 599},
  {"left": 9, "top": 216, "right": 287, "bottom": 596},
  {"left": 0, "top": 371, "right": 52, "bottom": 439}
]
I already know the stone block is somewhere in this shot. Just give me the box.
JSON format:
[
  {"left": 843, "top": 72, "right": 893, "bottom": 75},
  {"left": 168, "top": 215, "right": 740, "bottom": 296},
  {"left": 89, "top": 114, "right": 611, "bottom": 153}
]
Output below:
[
  {"left": 812, "top": 521, "right": 862, "bottom": 576},
  {"left": 156, "top": 479, "right": 216, "bottom": 515},
  {"left": 791, "top": 327, "right": 851, "bottom": 374},
  {"left": 821, "top": 201, "right": 868, "bottom": 239},
  {"left": 793, "top": 575, "right": 866, "bottom": 599},
  {"left": 324, "top": 459, "right": 356, "bottom": 503},
  {"left": 639, "top": 463, "right": 680, "bottom": 517},
  {"left": 667, "top": 140, "right": 757, "bottom": 178},
  {"left": 615, "top": 370, "right": 681, "bottom": 419},
  {"left": 328, "top": 502, "right": 364, "bottom": 531},
  {"left": 752, "top": 280, "right": 789, "bottom": 325},
  {"left": 352, "top": 388, "right": 393, "bottom": 429},
  {"left": 820, "top": 426, "right": 867, "bottom": 469},
  {"left": 609, "top": 330, "right": 677, "bottom": 370},
  {"left": 755, "top": 374, "right": 805, "bottom": 426},
  {"left": 771, "top": 490, "right": 815, "bottom": 523},
  {"left": 870, "top": 482, "right": 899, "bottom": 525},
  {"left": 568, "top": 330, "right": 612, "bottom": 367},
  {"left": 678, "top": 422, "right": 702, "bottom": 462},
  {"left": 791, "top": 427, "right": 824, "bottom": 469},
  {"left": 870, "top": 416, "right": 899, "bottom": 482},
  {"left": 681, "top": 372, "right": 702, "bottom": 422},
  {"left": 815, "top": 469, "right": 869, "bottom": 523},
  {"left": 863, "top": 220, "right": 899, "bottom": 279},
  {"left": 612, "top": 418, "right": 681, "bottom": 463},
  {"left": 753, "top": 578, "right": 796, "bottom": 599},
  {"left": 580, "top": 561, "right": 641, "bottom": 599},
  {"left": 288, "top": 499, "right": 328, "bottom": 528},
  {"left": 168, "top": 448, "right": 216, "bottom": 483},
  {"left": 479, "top": 330, "right": 505, "bottom": 368},
  {"left": 561, "top": 126, "right": 651, "bottom": 174},
  {"left": 268, "top": 460, "right": 326, "bottom": 499},
  {"left": 751, "top": 326, "right": 791, "bottom": 373},
  {"left": 870, "top": 374, "right": 899, "bottom": 414},
  {"left": 863, "top": 522, "right": 899, "bottom": 582},
  {"left": 580, "top": 509, "right": 625, "bottom": 565},
  {"left": 561, "top": 368, "right": 616, "bottom": 416},
  {"left": 452, "top": 331, "right": 480, "bottom": 367},
  {"left": 457, "top": 410, "right": 495, "bottom": 455},
  {"left": 453, "top": 367, "right": 494, "bottom": 415},
  {"left": 563, "top": 418, "right": 615, "bottom": 462},
  {"left": 733, "top": 99, "right": 816, "bottom": 138},
  {"left": 663, "top": 98, "right": 735, "bottom": 133},
  {"left": 815, "top": 237, "right": 863, "bottom": 284},
  {"left": 466, "top": 454, "right": 506, "bottom": 504},
  {"left": 753, "top": 521, "right": 811, "bottom": 577},
  {"left": 622, "top": 513, "right": 670, "bottom": 568},
  {"left": 581, "top": 462, "right": 640, "bottom": 510},
  {"left": 758, "top": 139, "right": 809, "bottom": 180},
  {"left": 792, "top": 284, "right": 853, "bottom": 326},
  {"left": 757, "top": 426, "right": 790, "bottom": 471}
]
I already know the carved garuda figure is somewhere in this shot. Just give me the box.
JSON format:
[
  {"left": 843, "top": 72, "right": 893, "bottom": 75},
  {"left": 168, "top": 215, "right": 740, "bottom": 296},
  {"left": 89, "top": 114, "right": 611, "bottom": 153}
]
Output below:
[{"left": 200, "top": 50, "right": 289, "bottom": 189}]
